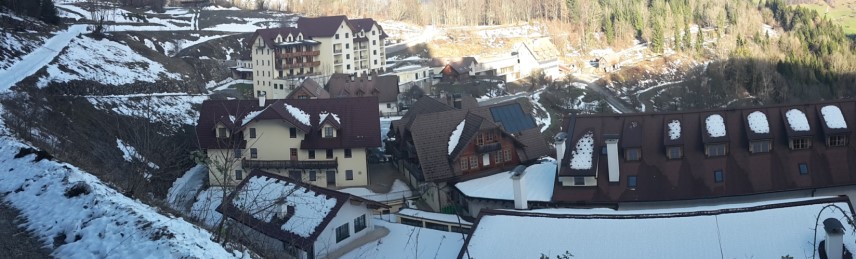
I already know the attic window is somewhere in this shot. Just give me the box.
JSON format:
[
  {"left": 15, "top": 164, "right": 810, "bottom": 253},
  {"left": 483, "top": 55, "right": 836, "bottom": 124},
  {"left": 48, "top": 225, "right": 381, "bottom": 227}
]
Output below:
[
  {"left": 625, "top": 148, "right": 641, "bottom": 161},
  {"left": 324, "top": 127, "right": 335, "bottom": 138},
  {"left": 714, "top": 170, "right": 724, "bottom": 183},
  {"left": 706, "top": 144, "right": 727, "bottom": 157},
  {"left": 627, "top": 176, "right": 637, "bottom": 189},
  {"left": 750, "top": 140, "right": 771, "bottom": 153},
  {"left": 790, "top": 138, "right": 811, "bottom": 150},
  {"left": 666, "top": 146, "right": 682, "bottom": 159},
  {"left": 828, "top": 135, "right": 847, "bottom": 147},
  {"left": 218, "top": 128, "right": 228, "bottom": 138},
  {"left": 798, "top": 163, "right": 809, "bottom": 175}
]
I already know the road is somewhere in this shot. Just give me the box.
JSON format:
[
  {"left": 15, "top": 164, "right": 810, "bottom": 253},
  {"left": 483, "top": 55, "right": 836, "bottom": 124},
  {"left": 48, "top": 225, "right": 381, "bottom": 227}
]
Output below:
[
  {"left": 0, "top": 24, "right": 87, "bottom": 91},
  {"left": 574, "top": 74, "right": 635, "bottom": 114}
]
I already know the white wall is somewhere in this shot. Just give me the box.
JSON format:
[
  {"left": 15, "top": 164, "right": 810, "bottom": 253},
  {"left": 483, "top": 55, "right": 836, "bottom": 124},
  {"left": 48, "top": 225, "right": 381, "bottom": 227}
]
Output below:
[{"left": 313, "top": 201, "right": 375, "bottom": 258}]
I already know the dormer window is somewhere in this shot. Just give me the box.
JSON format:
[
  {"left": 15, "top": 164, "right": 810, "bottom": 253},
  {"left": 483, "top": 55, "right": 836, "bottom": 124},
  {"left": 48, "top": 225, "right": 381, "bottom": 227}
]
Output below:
[
  {"left": 324, "top": 127, "right": 335, "bottom": 138},
  {"left": 750, "top": 140, "right": 771, "bottom": 153},
  {"left": 625, "top": 148, "right": 641, "bottom": 161},
  {"left": 666, "top": 146, "right": 682, "bottom": 159},
  {"left": 828, "top": 135, "right": 847, "bottom": 147},
  {"left": 218, "top": 128, "right": 228, "bottom": 138},
  {"left": 790, "top": 138, "right": 811, "bottom": 150},
  {"left": 706, "top": 143, "right": 727, "bottom": 157}
]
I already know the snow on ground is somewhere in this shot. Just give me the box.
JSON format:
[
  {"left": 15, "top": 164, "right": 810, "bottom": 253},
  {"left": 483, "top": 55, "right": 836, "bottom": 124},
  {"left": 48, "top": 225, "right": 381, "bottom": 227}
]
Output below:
[
  {"left": 821, "top": 105, "right": 847, "bottom": 129},
  {"left": 38, "top": 36, "right": 182, "bottom": 87},
  {"left": 116, "top": 138, "right": 159, "bottom": 170},
  {"left": 747, "top": 111, "right": 770, "bottom": 134},
  {"left": 190, "top": 187, "right": 225, "bottom": 228},
  {"left": 209, "top": 78, "right": 251, "bottom": 91},
  {"left": 569, "top": 132, "right": 594, "bottom": 170},
  {"left": 339, "top": 180, "right": 414, "bottom": 202},
  {"left": 667, "top": 120, "right": 681, "bottom": 140},
  {"left": 762, "top": 24, "right": 778, "bottom": 38},
  {"left": 167, "top": 164, "right": 207, "bottom": 211},
  {"left": 455, "top": 158, "right": 556, "bottom": 202},
  {"left": 398, "top": 209, "right": 472, "bottom": 225},
  {"left": 203, "top": 17, "right": 282, "bottom": 32},
  {"left": 448, "top": 119, "right": 466, "bottom": 155},
  {"left": 0, "top": 138, "right": 240, "bottom": 258},
  {"left": 0, "top": 25, "right": 87, "bottom": 91},
  {"left": 531, "top": 89, "right": 552, "bottom": 132},
  {"left": 284, "top": 103, "right": 311, "bottom": 126},
  {"left": 0, "top": 30, "right": 48, "bottom": 71},
  {"left": 203, "top": 5, "right": 242, "bottom": 11},
  {"left": 704, "top": 114, "right": 726, "bottom": 137},
  {"left": 86, "top": 94, "right": 208, "bottom": 127},
  {"left": 341, "top": 219, "right": 465, "bottom": 259},
  {"left": 380, "top": 116, "right": 402, "bottom": 143},
  {"left": 464, "top": 197, "right": 855, "bottom": 259},
  {"left": 786, "top": 109, "right": 810, "bottom": 131},
  {"left": 233, "top": 175, "right": 337, "bottom": 238}
]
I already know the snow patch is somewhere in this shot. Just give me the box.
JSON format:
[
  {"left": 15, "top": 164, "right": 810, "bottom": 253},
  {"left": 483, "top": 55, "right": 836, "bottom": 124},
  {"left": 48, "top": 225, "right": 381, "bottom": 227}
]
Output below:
[
  {"left": 667, "top": 120, "right": 681, "bottom": 140},
  {"left": 339, "top": 180, "right": 413, "bottom": 202},
  {"left": 319, "top": 111, "right": 341, "bottom": 124},
  {"left": 786, "top": 109, "right": 810, "bottom": 132},
  {"left": 747, "top": 111, "right": 770, "bottom": 134},
  {"left": 342, "top": 219, "right": 465, "bottom": 259},
  {"left": 570, "top": 132, "right": 594, "bottom": 170},
  {"left": 285, "top": 103, "right": 311, "bottom": 126},
  {"left": 167, "top": 164, "right": 207, "bottom": 211},
  {"left": 116, "top": 138, "right": 159, "bottom": 170},
  {"left": 705, "top": 114, "right": 726, "bottom": 137},
  {"left": 241, "top": 110, "right": 263, "bottom": 126},
  {"left": 455, "top": 158, "right": 556, "bottom": 202},
  {"left": 233, "top": 175, "right": 337, "bottom": 238},
  {"left": 448, "top": 119, "right": 466, "bottom": 155},
  {"left": 86, "top": 95, "right": 208, "bottom": 128},
  {"left": 821, "top": 105, "right": 847, "bottom": 129}
]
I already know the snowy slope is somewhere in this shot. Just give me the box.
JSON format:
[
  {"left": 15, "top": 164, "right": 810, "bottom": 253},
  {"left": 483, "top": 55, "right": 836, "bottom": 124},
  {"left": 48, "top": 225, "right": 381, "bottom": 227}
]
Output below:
[
  {"left": 86, "top": 94, "right": 208, "bottom": 127},
  {"left": 0, "top": 25, "right": 87, "bottom": 91},
  {"left": 0, "top": 137, "right": 240, "bottom": 258}
]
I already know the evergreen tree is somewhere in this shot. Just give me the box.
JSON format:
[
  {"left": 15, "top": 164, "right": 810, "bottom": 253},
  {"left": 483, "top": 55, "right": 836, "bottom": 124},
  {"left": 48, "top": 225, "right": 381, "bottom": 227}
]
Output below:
[
  {"left": 696, "top": 28, "right": 704, "bottom": 53},
  {"left": 673, "top": 23, "right": 681, "bottom": 51},
  {"left": 604, "top": 14, "right": 615, "bottom": 45},
  {"left": 39, "top": 0, "right": 60, "bottom": 25},
  {"left": 683, "top": 25, "right": 691, "bottom": 50},
  {"left": 651, "top": 18, "right": 664, "bottom": 53}
]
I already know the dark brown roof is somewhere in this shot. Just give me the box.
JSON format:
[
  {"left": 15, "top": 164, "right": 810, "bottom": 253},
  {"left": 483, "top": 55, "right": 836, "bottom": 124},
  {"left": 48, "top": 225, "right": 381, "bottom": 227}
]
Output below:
[
  {"left": 285, "top": 78, "right": 330, "bottom": 99},
  {"left": 296, "top": 15, "right": 349, "bottom": 37},
  {"left": 196, "top": 97, "right": 381, "bottom": 150},
  {"left": 327, "top": 73, "right": 399, "bottom": 103},
  {"left": 347, "top": 18, "right": 388, "bottom": 39},
  {"left": 554, "top": 99, "right": 856, "bottom": 204},
  {"left": 251, "top": 27, "right": 306, "bottom": 47},
  {"left": 429, "top": 57, "right": 478, "bottom": 73},
  {"left": 217, "top": 170, "right": 388, "bottom": 250}
]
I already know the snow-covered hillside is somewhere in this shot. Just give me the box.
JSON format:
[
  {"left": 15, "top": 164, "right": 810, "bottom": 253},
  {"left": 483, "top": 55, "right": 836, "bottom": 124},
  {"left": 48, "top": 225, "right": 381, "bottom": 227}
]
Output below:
[
  {"left": 86, "top": 94, "right": 208, "bottom": 127},
  {"left": 0, "top": 137, "right": 242, "bottom": 258}
]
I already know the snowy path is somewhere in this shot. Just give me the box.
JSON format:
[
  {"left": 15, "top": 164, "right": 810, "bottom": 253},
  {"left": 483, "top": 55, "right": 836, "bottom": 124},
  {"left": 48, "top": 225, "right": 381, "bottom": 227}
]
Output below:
[{"left": 0, "top": 24, "right": 87, "bottom": 91}]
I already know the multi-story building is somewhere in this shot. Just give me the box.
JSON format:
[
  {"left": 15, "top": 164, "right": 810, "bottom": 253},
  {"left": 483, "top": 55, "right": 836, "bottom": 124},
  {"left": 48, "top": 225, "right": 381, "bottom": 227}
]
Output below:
[
  {"left": 249, "top": 16, "right": 389, "bottom": 99},
  {"left": 196, "top": 97, "right": 381, "bottom": 188}
]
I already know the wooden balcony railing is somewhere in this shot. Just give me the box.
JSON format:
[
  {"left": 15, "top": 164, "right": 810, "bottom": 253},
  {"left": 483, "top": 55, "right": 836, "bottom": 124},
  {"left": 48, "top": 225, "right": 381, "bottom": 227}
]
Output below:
[{"left": 242, "top": 158, "right": 338, "bottom": 169}]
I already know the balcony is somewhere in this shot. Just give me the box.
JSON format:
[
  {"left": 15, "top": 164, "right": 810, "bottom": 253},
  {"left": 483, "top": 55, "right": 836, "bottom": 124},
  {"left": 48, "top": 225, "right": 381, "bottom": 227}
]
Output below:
[
  {"left": 275, "top": 61, "right": 322, "bottom": 70},
  {"left": 242, "top": 158, "right": 337, "bottom": 169},
  {"left": 275, "top": 51, "right": 321, "bottom": 59},
  {"left": 477, "top": 142, "right": 502, "bottom": 153},
  {"left": 333, "top": 49, "right": 342, "bottom": 54}
]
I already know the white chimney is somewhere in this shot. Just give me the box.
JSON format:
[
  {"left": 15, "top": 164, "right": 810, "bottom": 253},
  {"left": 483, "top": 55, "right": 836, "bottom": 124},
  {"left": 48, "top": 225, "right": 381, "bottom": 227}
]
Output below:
[
  {"left": 554, "top": 132, "right": 567, "bottom": 175},
  {"left": 511, "top": 165, "right": 528, "bottom": 210},
  {"left": 258, "top": 92, "right": 267, "bottom": 107},
  {"left": 606, "top": 138, "right": 620, "bottom": 183},
  {"left": 824, "top": 218, "right": 846, "bottom": 259}
]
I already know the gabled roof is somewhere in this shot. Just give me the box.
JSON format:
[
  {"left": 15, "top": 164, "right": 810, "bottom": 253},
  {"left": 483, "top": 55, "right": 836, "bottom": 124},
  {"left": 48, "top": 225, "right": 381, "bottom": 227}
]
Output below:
[
  {"left": 327, "top": 73, "right": 399, "bottom": 103},
  {"left": 251, "top": 27, "right": 306, "bottom": 47},
  {"left": 196, "top": 100, "right": 258, "bottom": 149},
  {"left": 196, "top": 97, "right": 381, "bottom": 150},
  {"left": 516, "top": 37, "right": 559, "bottom": 63},
  {"left": 218, "top": 170, "right": 387, "bottom": 250},
  {"left": 285, "top": 78, "right": 330, "bottom": 99},
  {"left": 430, "top": 57, "right": 478, "bottom": 73},
  {"left": 555, "top": 99, "right": 856, "bottom": 204},
  {"left": 296, "top": 15, "right": 350, "bottom": 37},
  {"left": 460, "top": 196, "right": 856, "bottom": 259}
]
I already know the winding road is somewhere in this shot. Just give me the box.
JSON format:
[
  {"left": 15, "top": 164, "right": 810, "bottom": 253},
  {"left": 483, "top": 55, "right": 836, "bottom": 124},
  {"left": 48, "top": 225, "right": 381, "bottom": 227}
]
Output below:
[{"left": 574, "top": 74, "right": 635, "bottom": 114}]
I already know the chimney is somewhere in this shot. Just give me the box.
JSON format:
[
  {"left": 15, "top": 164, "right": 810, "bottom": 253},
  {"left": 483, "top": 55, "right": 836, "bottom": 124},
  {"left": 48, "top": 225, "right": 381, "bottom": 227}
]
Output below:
[
  {"left": 606, "top": 137, "right": 619, "bottom": 183},
  {"left": 823, "top": 218, "right": 846, "bottom": 259},
  {"left": 511, "top": 165, "right": 528, "bottom": 210},
  {"left": 258, "top": 92, "right": 267, "bottom": 107},
  {"left": 554, "top": 132, "right": 567, "bottom": 175}
]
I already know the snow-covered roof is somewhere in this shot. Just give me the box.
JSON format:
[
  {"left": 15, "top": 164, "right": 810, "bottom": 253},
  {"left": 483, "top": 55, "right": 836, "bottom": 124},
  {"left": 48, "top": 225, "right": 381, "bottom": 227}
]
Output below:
[
  {"left": 285, "top": 103, "right": 311, "bottom": 126},
  {"left": 569, "top": 132, "right": 594, "bottom": 170},
  {"left": 705, "top": 114, "right": 726, "bottom": 137},
  {"left": 667, "top": 120, "right": 681, "bottom": 140},
  {"left": 339, "top": 179, "right": 414, "bottom": 202},
  {"left": 747, "top": 111, "right": 769, "bottom": 134},
  {"left": 448, "top": 119, "right": 466, "bottom": 155},
  {"left": 463, "top": 196, "right": 856, "bottom": 259},
  {"left": 786, "top": 109, "right": 810, "bottom": 131},
  {"left": 241, "top": 110, "right": 263, "bottom": 126},
  {"left": 319, "top": 111, "right": 341, "bottom": 124},
  {"left": 455, "top": 158, "right": 556, "bottom": 202},
  {"left": 398, "top": 209, "right": 472, "bottom": 225},
  {"left": 821, "top": 105, "right": 847, "bottom": 129},
  {"left": 232, "top": 174, "right": 337, "bottom": 238},
  {"left": 342, "top": 219, "right": 465, "bottom": 259}
]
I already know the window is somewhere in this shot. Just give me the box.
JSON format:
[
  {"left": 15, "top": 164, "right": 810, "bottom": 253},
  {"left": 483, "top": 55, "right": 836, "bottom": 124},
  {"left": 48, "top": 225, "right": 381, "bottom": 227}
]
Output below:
[
  {"left": 799, "top": 163, "right": 809, "bottom": 175},
  {"left": 400, "top": 217, "right": 422, "bottom": 227},
  {"left": 750, "top": 141, "right": 771, "bottom": 153},
  {"left": 345, "top": 33, "right": 349, "bottom": 38},
  {"left": 627, "top": 175, "right": 637, "bottom": 189},
  {"left": 486, "top": 131, "right": 494, "bottom": 142},
  {"left": 354, "top": 215, "right": 366, "bottom": 233},
  {"left": 425, "top": 222, "right": 448, "bottom": 231},
  {"left": 574, "top": 177, "right": 585, "bottom": 186},
  {"left": 372, "top": 40, "right": 376, "bottom": 45},
  {"left": 829, "top": 135, "right": 847, "bottom": 147},
  {"left": 335, "top": 223, "right": 349, "bottom": 243},
  {"left": 790, "top": 138, "right": 811, "bottom": 150},
  {"left": 469, "top": 156, "right": 478, "bottom": 169},
  {"left": 347, "top": 64, "right": 351, "bottom": 70},
  {"left": 309, "top": 171, "right": 317, "bottom": 181},
  {"left": 233, "top": 149, "right": 242, "bottom": 158},
  {"left": 345, "top": 43, "right": 349, "bottom": 49},
  {"left": 289, "top": 127, "right": 297, "bottom": 138},
  {"left": 503, "top": 149, "right": 511, "bottom": 162},
  {"left": 667, "top": 146, "right": 682, "bottom": 159},
  {"left": 476, "top": 134, "right": 484, "bottom": 145},
  {"left": 387, "top": 103, "right": 392, "bottom": 108},
  {"left": 250, "top": 148, "right": 258, "bottom": 158},
  {"left": 218, "top": 128, "right": 228, "bottom": 138},
  {"left": 451, "top": 226, "right": 470, "bottom": 234},
  {"left": 372, "top": 30, "right": 376, "bottom": 35},
  {"left": 308, "top": 150, "right": 315, "bottom": 159},
  {"left": 706, "top": 144, "right": 727, "bottom": 157},
  {"left": 373, "top": 50, "right": 377, "bottom": 55},
  {"left": 235, "top": 169, "right": 243, "bottom": 180},
  {"left": 345, "top": 149, "right": 352, "bottom": 158},
  {"left": 249, "top": 128, "right": 256, "bottom": 138},
  {"left": 346, "top": 54, "right": 350, "bottom": 59},
  {"left": 325, "top": 127, "right": 334, "bottom": 138},
  {"left": 335, "top": 34, "right": 340, "bottom": 39},
  {"left": 460, "top": 158, "right": 468, "bottom": 170},
  {"left": 601, "top": 146, "right": 608, "bottom": 155},
  {"left": 714, "top": 170, "right": 724, "bottom": 183},
  {"left": 290, "top": 148, "right": 298, "bottom": 158},
  {"left": 625, "top": 148, "right": 641, "bottom": 161},
  {"left": 326, "top": 149, "right": 333, "bottom": 159},
  {"left": 346, "top": 170, "right": 354, "bottom": 180},
  {"left": 374, "top": 60, "right": 377, "bottom": 65},
  {"left": 495, "top": 150, "right": 503, "bottom": 163}
]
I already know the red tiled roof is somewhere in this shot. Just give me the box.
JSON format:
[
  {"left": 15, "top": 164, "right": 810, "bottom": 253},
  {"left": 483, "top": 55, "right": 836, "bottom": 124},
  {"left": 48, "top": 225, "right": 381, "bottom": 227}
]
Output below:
[{"left": 554, "top": 99, "right": 856, "bottom": 204}]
